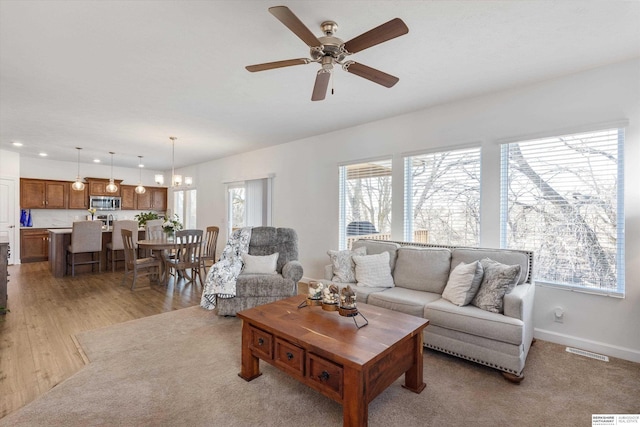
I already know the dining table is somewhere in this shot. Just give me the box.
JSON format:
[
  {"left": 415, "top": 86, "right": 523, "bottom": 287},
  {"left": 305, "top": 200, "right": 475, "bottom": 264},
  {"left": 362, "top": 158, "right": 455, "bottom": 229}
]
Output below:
[{"left": 137, "top": 238, "right": 181, "bottom": 286}]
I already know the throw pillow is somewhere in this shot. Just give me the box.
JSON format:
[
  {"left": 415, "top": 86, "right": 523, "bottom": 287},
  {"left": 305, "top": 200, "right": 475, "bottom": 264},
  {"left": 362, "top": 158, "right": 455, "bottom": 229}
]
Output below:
[
  {"left": 327, "top": 246, "right": 367, "bottom": 283},
  {"left": 471, "top": 258, "right": 521, "bottom": 313},
  {"left": 241, "top": 252, "right": 279, "bottom": 275},
  {"left": 352, "top": 252, "right": 394, "bottom": 288},
  {"left": 442, "top": 261, "right": 484, "bottom": 306}
]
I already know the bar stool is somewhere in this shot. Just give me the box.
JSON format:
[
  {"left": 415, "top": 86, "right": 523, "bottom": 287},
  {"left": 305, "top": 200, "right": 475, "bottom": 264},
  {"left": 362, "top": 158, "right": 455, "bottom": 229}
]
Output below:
[
  {"left": 106, "top": 220, "right": 139, "bottom": 272},
  {"left": 66, "top": 220, "right": 103, "bottom": 276}
]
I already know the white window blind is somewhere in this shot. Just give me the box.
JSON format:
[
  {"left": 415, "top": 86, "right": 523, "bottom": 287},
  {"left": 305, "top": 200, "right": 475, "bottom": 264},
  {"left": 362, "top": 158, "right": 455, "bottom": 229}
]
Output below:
[
  {"left": 173, "top": 189, "right": 197, "bottom": 229},
  {"left": 338, "top": 159, "right": 392, "bottom": 249},
  {"left": 500, "top": 128, "right": 625, "bottom": 296},
  {"left": 226, "top": 177, "right": 272, "bottom": 236},
  {"left": 404, "top": 147, "right": 481, "bottom": 246}
]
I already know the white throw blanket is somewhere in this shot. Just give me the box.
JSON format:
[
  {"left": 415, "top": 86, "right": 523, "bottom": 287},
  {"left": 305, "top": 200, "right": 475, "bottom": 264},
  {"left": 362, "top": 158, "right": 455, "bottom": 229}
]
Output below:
[{"left": 200, "top": 227, "right": 252, "bottom": 310}]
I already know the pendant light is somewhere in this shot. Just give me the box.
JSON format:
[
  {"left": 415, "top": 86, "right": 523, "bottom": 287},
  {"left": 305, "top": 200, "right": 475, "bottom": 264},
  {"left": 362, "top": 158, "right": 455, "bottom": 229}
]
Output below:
[
  {"left": 71, "top": 147, "right": 85, "bottom": 191},
  {"left": 170, "top": 136, "right": 182, "bottom": 187},
  {"left": 135, "top": 156, "right": 146, "bottom": 194},
  {"left": 105, "top": 151, "right": 118, "bottom": 193}
]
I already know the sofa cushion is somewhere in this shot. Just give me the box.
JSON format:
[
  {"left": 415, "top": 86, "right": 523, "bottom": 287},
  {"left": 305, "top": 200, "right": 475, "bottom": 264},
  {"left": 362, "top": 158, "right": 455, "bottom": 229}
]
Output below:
[
  {"left": 352, "top": 286, "right": 388, "bottom": 304},
  {"left": 235, "top": 274, "right": 295, "bottom": 297},
  {"left": 353, "top": 252, "right": 394, "bottom": 288},
  {"left": 351, "top": 240, "right": 400, "bottom": 273},
  {"left": 367, "top": 288, "right": 441, "bottom": 317},
  {"left": 327, "top": 246, "right": 366, "bottom": 283},
  {"left": 442, "top": 260, "right": 484, "bottom": 306},
  {"left": 424, "top": 298, "right": 524, "bottom": 345},
  {"left": 471, "top": 258, "right": 521, "bottom": 314},
  {"left": 451, "top": 248, "right": 529, "bottom": 285},
  {"left": 241, "top": 252, "right": 278, "bottom": 275},
  {"left": 393, "top": 247, "right": 451, "bottom": 293}
]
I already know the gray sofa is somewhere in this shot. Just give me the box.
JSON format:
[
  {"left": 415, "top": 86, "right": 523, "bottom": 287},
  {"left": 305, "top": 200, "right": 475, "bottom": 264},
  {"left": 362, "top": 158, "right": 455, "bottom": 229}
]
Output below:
[
  {"left": 324, "top": 239, "right": 535, "bottom": 380},
  {"left": 217, "top": 227, "right": 304, "bottom": 316}
]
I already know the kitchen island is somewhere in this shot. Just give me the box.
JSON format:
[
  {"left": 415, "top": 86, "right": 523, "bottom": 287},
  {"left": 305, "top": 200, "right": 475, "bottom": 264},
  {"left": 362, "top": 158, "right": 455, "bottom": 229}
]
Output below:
[{"left": 48, "top": 228, "right": 145, "bottom": 277}]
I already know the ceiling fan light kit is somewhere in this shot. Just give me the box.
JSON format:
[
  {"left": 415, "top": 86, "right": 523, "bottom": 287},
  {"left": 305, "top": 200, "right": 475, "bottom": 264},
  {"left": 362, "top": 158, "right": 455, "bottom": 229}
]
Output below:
[{"left": 246, "top": 6, "right": 408, "bottom": 101}]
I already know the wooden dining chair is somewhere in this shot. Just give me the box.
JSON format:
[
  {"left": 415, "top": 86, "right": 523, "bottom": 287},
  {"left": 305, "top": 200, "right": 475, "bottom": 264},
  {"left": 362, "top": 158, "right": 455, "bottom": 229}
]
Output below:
[
  {"left": 200, "top": 226, "right": 219, "bottom": 274},
  {"left": 121, "top": 229, "right": 161, "bottom": 290},
  {"left": 167, "top": 229, "right": 203, "bottom": 287},
  {"left": 66, "top": 220, "right": 103, "bottom": 276}
]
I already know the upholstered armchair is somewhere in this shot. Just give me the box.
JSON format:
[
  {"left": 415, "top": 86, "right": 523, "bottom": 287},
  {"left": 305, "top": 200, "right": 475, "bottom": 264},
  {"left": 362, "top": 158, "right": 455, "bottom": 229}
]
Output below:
[{"left": 217, "top": 227, "right": 303, "bottom": 316}]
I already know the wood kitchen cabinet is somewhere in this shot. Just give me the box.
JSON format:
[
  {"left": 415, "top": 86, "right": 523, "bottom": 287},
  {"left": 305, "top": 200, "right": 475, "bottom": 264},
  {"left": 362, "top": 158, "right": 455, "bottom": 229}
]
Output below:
[
  {"left": 20, "top": 179, "right": 66, "bottom": 209},
  {"left": 121, "top": 185, "right": 136, "bottom": 210},
  {"left": 67, "top": 183, "right": 89, "bottom": 209},
  {"left": 21, "top": 228, "right": 49, "bottom": 262},
  {"left": 136, "top": 187, "right": 167, "bottom": 211},
  {"left": 86, "top": 178, "right": 123, "bottom": 197}
]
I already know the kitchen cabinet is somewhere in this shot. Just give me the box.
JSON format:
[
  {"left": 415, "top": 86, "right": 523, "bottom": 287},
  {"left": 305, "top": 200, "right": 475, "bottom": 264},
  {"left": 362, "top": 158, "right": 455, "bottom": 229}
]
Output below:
[
  {"left": 68, "top": 183, "right": 89, "bottom": 209},
  {"left": 20, "top": 179, "right": 66, "bottom": 209},
  {"left": 21, "top": 228, "right": 49, "bottom": 262},
  {"left": 136, "top": 187, "right": 167, "bottom": 211},
  {"left": 86, "top": 178, "right": 123, "bottom": 197},
  {"left": 121, "top": 185, "right": 136, "bottom": 210}
]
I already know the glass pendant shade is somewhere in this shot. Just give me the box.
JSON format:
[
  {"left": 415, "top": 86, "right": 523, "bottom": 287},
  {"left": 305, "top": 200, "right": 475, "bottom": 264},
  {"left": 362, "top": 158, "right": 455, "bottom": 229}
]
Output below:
[
  {"left": 135, "top": 155, "right": 146, "bottom": 194},
  {"left": 72, "top": 147, "right": 85, "bottom": 191},
  {"left": 106, "top": 152, "right": 118, "bottom": 193},
  {"left": 155, "top": 174, "right": 164, "bottom": 185}
]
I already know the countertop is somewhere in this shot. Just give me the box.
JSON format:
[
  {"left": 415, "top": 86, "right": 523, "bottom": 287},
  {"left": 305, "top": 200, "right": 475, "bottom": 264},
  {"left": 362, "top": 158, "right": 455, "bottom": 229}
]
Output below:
[{"left": 47, "top": 227, "right": 145, "bottom": 234}]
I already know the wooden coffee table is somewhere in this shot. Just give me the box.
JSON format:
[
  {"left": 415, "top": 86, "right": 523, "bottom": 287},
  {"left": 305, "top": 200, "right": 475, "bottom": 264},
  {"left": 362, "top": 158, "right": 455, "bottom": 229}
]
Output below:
[{"left": 237, "top": 295, "right": 429, "bottom": 427}]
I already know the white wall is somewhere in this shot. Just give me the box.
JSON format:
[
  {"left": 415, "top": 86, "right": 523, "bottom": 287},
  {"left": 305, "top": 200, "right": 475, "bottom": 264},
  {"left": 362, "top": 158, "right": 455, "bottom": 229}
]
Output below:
[{"left": 193, "top": 58, "right": 640, "bottom": 362}]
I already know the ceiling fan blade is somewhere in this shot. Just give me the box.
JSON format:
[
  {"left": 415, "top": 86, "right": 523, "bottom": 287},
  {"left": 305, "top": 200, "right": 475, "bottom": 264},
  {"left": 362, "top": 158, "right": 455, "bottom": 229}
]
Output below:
[
  {"left": 343, "top": 18, "right": 409, "bottom": 54},
  {"left": 344, "top": 62, "right": 399, "bottom": 88},
  {"left": 246, "top": 58, "right": 309, "bottom": 72},
  {"left": 269, "top": 6, "right": 322, "bottom": 48},
  {"left": 311, "top": 71, "right": 331, "bottom": 101}
]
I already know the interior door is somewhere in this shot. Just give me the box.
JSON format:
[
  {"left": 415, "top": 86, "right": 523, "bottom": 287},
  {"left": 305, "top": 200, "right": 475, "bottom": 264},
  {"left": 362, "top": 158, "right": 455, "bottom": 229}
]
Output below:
[{"left": 0, "top": 178, "right": 16, "bottom": 264}]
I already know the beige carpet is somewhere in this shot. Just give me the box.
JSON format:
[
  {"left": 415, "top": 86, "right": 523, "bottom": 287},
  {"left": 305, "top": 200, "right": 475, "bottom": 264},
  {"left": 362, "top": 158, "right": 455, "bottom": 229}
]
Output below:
[{"left": 1, "top": 306, "right": 638, "bottom": 427}]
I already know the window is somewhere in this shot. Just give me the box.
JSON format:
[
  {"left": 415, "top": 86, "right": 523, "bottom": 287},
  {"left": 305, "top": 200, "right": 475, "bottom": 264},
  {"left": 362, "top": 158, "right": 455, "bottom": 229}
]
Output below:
[
  {"left": 500, "top": 128, "right": 625, "bottom": 296},
  {"left": 173, "top": 189, "right": 197, "bottom": 229},
  {"left": 404, "top": 147, "right": 481, "bottom": 246},
  {"left": 339, "top": 158, "right": 392, "bottom": 249},
  {"left": 226, "top": 177, "right": 272, "bottom": 235}
]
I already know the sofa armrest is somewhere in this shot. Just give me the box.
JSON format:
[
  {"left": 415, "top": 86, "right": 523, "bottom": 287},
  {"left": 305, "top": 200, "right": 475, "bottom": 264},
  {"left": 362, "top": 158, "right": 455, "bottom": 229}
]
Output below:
[
  {"left": 282, "top": 260, "right": 304, "bottom": 283},
  {"left": 503, "top": 282, "right": 535, "bottom": 320},
  {"left": 324, "top": 265, "right": 333, "bottom": 280}
]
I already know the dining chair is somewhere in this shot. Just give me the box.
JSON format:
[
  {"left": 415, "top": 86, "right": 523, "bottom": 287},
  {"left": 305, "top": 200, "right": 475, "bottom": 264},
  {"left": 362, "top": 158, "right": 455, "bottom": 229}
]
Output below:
[
  {"left": 200, "top": 226, "right": 219, "bottom": 274},
  {"left": 121, "top": 229, "right": 162, "bottom": 290},
  {"left": 167, "top": 229, "right": 203, "bottom": 287},
  {"left": 66, "top": 220, "right": 103, "bottom": 276},
  {"left": 106, "top": 220, "right": 139, "bottom": 272},
  {"left": 145, "top": 219, "right": 165, "bottom": 239}
]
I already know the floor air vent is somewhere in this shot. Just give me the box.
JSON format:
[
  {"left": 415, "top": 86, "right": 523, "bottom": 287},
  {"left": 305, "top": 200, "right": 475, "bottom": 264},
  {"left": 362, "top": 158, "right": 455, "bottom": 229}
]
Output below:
[{"left": 565, "top": 347, "right": 609, "bottom": 362}]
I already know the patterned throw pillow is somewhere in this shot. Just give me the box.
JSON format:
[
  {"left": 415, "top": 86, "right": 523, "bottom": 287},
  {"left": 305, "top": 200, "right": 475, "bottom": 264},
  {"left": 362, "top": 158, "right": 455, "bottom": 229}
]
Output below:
[
  {"left": 471, "top": 258, "right": 521, "bottom": 313},
  {"left": 442, "top": 261, "right": 484, "bottom": 306},
  {"left": 327, "top": 246, "right": 366, "bottom": 283},
  {"left": 352, "top": 252, "right": 395, "bottom": 288}
]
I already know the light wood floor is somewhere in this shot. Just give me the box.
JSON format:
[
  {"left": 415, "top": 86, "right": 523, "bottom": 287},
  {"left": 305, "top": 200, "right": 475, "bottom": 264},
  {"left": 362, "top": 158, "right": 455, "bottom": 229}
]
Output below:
[{"left": 0, "top": 261, "right": 203, "bottom": 418}]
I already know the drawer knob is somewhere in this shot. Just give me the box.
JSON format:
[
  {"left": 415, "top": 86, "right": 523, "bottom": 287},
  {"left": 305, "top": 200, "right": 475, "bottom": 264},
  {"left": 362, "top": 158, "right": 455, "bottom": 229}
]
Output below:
[
  {"left": 258, "top": 338, "right": 264, "bottom": 346},
  {"left": 286, "top": 352, "right": 294, "bottom": 360},
  {"left": 319, "top": 370, "right": 330, "bottom": 381}
]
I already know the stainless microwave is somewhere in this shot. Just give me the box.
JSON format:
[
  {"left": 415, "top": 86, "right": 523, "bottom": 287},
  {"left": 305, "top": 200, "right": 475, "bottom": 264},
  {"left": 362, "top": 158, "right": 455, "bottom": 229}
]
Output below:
[{"left": 89, "top": 196, "right": 121, "bottom": 211}]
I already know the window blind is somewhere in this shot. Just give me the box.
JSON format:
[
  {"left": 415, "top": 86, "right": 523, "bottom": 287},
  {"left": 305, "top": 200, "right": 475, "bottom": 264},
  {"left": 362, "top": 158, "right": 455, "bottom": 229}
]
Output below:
[
  {"left": 404, "top": 147, "right": 481, "bottom": 246},
  {"left": 500, "top": 128, "right": 625, "bottom": 296},
  {"left": 338, "top": 159, "right": 393, "bottom": 249}
]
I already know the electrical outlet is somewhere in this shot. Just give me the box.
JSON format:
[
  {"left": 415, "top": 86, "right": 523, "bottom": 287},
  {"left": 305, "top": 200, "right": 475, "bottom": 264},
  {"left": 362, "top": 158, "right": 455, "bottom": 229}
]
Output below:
[{"left": 554, "top": 307, "right": 564, "bottom": 323}]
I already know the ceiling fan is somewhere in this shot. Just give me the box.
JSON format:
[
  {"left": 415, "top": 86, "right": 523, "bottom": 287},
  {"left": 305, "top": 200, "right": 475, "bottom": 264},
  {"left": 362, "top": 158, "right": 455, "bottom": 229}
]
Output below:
[{"left": 246, "top": 6, "right": 409, "bottom": 101}]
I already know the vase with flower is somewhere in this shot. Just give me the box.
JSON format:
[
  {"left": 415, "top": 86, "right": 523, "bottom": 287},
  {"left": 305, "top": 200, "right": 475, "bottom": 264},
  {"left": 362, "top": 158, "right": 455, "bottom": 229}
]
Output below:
[
  {"left": 87, "top": 208, "right": 97, "bottom": 221},
  {"left": 162, "top": 214, "right": 183, "bottom": 241}
]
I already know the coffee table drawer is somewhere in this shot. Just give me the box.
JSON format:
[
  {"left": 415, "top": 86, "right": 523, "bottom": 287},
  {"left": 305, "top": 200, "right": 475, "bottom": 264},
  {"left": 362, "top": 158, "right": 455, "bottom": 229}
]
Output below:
[
  {"left": 274, "top": 338, "right": 305, "bottom": 377},
  {"left": 308, "top": 353, "right": 343, "bottom": 400},
  {"left": 248, "top": 325, "right": 273, "bottom": 360}
]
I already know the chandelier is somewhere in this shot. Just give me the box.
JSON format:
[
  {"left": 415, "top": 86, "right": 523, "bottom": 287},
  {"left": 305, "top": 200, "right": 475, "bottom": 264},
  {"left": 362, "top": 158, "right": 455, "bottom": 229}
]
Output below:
[{"left": 169, "top": 136, "right": 193, "bottom": 188}]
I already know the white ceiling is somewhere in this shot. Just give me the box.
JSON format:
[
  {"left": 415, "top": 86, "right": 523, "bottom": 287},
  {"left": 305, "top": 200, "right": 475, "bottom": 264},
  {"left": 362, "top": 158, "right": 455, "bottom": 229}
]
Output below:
[{"left": 1, "top": 1, "right": 639, "bottom": 170}]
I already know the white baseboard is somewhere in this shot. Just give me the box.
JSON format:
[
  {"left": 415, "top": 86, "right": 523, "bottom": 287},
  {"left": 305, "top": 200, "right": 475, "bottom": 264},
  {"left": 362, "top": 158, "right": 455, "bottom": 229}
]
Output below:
[{"left": 534, "top": 328, "right": 640, "bottom": 363}]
